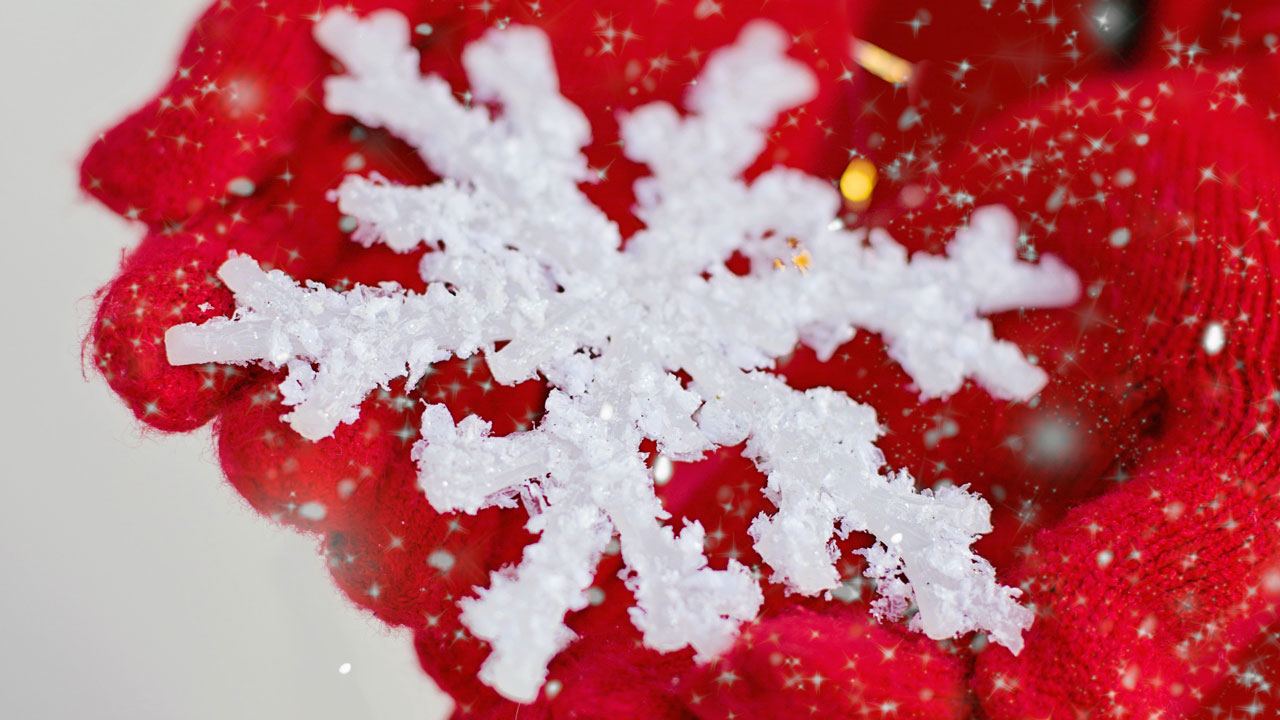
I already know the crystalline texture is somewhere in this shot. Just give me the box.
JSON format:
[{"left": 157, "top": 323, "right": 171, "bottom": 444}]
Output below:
[{"left": 166, "top": 9, "right": 1080, "bottom": 703}]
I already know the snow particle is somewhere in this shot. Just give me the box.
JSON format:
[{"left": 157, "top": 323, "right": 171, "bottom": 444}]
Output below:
[
  {"left": 830, "top": 578, "right": 861, "bottom": 603},
  {"left": 337, "top": 479, "right": 357, "bottom": 498},
  {"left": 298, "top": 501, "right": 327, "bottom": 520},
  {"left": 428, "top": 549, "right": 456, "bottom": 572},
  {"left": 1263, "top": 569, "right": 1280, "bottom": 594},
  {"left": 1202, "top": 322, "right": 1226, "bottom": 355},
  {"left": 1114, "top": 168, "right": 1135, "bottom": 187},
  {"left": 338, "top": 663, "right": 352, "bottom": 675},
  {"left": 1136, "top": 614, "right": 1158, "bottom": 638},
  {"left": 1029, "top": 417, "right": 1077, "bottom": 464},
  {"left": 1046, "top": 185, "right": 1068, "bottom": 212},
  {"left": 923, "top": 417, "right": 958, "bottom": 448},
  {"left": 1121, "top": 664, "right": 1139, "bottom": 690},
  {"left": 1097, "top": 549, "right": 1115, "bottom": 567},
  {"left": 653, "top": 455, "right": 674, "bottom": 485},
  {"left": 897, "top": 107, "right": 922, "bottom": 131},
  {"left": 899, "top": 183, "right": 927, "bottom": 208},
  {"left": 968, "top": 633, "right": 989, "bottom": 653},
  {"left": 343, "top": 152, "right": 366, "bottom": 171},
  {"left": 1108, "top": 227, "right": 1130, "bottom": 247},
  {"left": 226, "top": 177, "right": 256, "bottom": 197}
]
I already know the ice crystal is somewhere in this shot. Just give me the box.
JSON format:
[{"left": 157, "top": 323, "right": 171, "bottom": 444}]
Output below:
[{"left": 167, "top": 9, "right": 1080, "bottom": 702}]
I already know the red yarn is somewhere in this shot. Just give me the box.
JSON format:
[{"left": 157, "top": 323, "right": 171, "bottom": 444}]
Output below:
[{"left": 84, "top": 1, "right": 1280, "bottom": 718}]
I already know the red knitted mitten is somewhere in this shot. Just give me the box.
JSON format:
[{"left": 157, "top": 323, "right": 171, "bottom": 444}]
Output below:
[{"left": 85, "top": 1, "right": 1280, "bottom": 718}]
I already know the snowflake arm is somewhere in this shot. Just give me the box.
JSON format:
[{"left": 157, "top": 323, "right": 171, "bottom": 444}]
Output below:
[
  {"left": 461, "top": 498, "right": 612, "bottom": 703},
  {"left": 166, "top": 254, "right": 508, "bottom": 439},
  {"left": 417, "top": 370, "right": 759, "bottom": 700},
  {"left": 315, "top": 10, "right": 616, "bottom": 277},
  {"left": 167, "top": 10, "right": 1080, "bottom": 702}
]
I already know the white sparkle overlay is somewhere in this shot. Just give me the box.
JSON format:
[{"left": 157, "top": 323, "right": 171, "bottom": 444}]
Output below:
[{"left": 166, "top": 9, "right": 1079, "bottom": 703}]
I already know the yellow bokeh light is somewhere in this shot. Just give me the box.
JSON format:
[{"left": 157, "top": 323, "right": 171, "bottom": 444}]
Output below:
[
  {"left": 840, "top": 157, "right": 878, "bottom": 204},
  {"left": 851, "top": 39, "right": 913, "bottom": 85}
]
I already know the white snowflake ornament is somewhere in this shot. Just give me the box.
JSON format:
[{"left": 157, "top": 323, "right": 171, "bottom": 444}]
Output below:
[{"left": 166, "top": 9, "right": 1080, "bottom": 703}]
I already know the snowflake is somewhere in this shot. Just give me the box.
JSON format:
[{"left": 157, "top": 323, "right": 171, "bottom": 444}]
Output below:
[{"left": 166, "top": 9, "right": 1079, "bottom": 702}]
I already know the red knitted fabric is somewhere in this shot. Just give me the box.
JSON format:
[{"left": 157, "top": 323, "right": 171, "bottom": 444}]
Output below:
[{"left": 84, "top": 1, "right": 1280, "bottom": 717}]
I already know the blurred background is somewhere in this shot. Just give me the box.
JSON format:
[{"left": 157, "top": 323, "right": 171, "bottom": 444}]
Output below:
[{"left": 0, "top": 2, "right": 450, "bottom": 717}]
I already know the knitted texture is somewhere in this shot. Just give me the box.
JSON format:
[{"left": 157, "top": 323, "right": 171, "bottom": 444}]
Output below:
[{"left": 83, "top": 1, "right": 1280, "bottom": 717}]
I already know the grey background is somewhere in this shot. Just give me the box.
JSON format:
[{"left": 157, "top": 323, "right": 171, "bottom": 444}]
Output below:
[{"left": 1, "top": 2, "right": 452, "bottom": 717}]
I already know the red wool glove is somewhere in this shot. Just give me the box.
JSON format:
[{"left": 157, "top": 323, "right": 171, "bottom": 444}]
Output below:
[{"left": 84, "top": 1, "right": 1280, "bottom": 718}]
